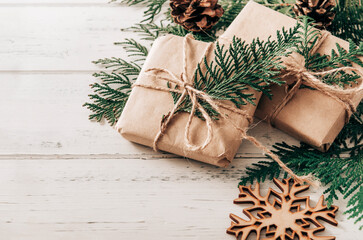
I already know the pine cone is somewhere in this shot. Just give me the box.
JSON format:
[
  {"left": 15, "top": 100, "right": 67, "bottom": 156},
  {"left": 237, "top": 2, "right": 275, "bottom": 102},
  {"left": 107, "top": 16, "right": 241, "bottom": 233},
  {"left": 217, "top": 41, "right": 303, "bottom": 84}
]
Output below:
[
  {"left": 293, "top": 0, "right": 336, "bottom": 29},
  {"left": 170, "top": 0, "right": 224, "bottom": 32}
]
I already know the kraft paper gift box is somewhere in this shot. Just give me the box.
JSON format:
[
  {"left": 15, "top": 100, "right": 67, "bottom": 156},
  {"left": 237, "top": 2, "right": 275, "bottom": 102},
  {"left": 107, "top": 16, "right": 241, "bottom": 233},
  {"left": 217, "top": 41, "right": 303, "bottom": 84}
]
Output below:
[
  {"left": 221, "top": 1, "right": 363, "bottom": 151},
  {"left": 116, "top": 34, "right": 261, "bottom": 167}
]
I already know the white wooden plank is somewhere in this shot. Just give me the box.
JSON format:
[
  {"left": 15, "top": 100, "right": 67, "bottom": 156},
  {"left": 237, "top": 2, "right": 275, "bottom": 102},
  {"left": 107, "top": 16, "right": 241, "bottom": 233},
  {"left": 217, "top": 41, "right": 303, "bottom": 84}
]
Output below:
[
  {"left": 0, "top": 73, "right": 298, "bottom": 156},
  {"left": 0, "top": 0, "right": 156, "bottom": 4},
  {"left": 0, "top": 5, "right": 145, "bottom": 71},
  {"left": 0, "top": 73, "right": 143, "bottom": 155},
  {"left": 0, "top": 0, "right": 111, "bottom": 4},
  {"left": 0, "top": 157, "right": 360, "bottom": 239}
]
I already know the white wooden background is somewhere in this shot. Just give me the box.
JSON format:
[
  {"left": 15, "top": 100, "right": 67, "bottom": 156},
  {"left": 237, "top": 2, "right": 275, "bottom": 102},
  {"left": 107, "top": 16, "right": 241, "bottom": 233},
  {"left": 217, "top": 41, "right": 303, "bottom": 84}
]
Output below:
[{"left": 0, "top": 0, "right": 361, "bottom": 239}]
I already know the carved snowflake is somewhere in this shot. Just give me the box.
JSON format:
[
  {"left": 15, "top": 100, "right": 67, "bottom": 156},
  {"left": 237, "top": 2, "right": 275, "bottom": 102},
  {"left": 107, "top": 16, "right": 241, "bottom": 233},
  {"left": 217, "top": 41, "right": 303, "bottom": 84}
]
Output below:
[{"left": 227, "top": 178, "right": 338, "bottom": 240}]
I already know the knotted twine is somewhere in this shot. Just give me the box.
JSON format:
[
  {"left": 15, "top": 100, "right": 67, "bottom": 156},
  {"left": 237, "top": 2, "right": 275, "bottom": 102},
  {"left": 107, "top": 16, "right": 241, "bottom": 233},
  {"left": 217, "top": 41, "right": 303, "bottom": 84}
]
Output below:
[
  {"left": 266, "top": 31, "right": 363, "bottom": 126},
  {"left": 133, "top": 34, "right": 314, "bottom": 185}
]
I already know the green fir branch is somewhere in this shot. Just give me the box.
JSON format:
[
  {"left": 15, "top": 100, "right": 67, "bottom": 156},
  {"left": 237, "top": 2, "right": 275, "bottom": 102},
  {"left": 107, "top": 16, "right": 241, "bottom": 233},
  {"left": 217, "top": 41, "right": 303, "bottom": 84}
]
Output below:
[
  {"left": 214, "top": 0, "right": 247, "bottom": 31},
  {"left": 294, "top": 17, "right": 363, "bottom": 87},
  {"left": 295, "top": 16, "right": 321, "bottom": 61},
  {"left": 125, "top": 22, "right": 187, "bottom": 40},
  {"left": 306, "top": 39, "right": 363, "bottom": 87},
  {"left": 114, "top": 38, "right": 149, "bottom": 62},
  {"left": 125, "top": 21, "right": 217, "bottom": 42},
  {"left": 84, "top": 33, "right": 147, "bottom": 125},
  {"left": 92, "top": 71, "right": 133, "bottom": 88},
  {"left": 84, "top": 82, "right": 131, "bottom": 125},
  {"left": 92, "top": 57, "right": 141, "bottom": 75},
  {"left": 142, "top": 0, "right": 168, "bottom": 22},
  {"left": 240, "top": 101, "right": 363, "bottom": 228},
  {"left": 309, "top": 40, "right": 363, "bottom": 70},
  {"left": 83, "top": 63, "right": 135, "bottom": 125},
  {"left": 255, "top": 0, "right": 295, "bottom": 16},
  {"left": 117, "top": 0, "right": 149, "bottom": 5},
  {"left": 328, "top": 0, "right": 363, "bottom": 45},
  {"left": 116, "top": 0, "right": 168, "bottom": 22},
  {"left": 169, "top": 24, "right": 300, "bottom": 119},
  {"left": 125, "top": 23, "right": 164, "bottom": 41},
  {"left": 239, "top": 144, "right": 363, "bottom": 229},
  {"left": 84, "top": 55, "right": 141, "bottom": 125}
]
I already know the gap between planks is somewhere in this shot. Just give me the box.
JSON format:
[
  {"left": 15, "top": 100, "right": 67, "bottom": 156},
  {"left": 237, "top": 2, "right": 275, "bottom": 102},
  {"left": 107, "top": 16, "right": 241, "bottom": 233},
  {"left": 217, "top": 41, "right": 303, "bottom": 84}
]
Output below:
[
  {"left": 0, "top": 153, "right": 266, "bottom": 160},
  {"left": 0, "top": 70, "right": 96, "bottom": 74},
  {"left": 0, "top": 1, "right": 132, "bottom": 7}
]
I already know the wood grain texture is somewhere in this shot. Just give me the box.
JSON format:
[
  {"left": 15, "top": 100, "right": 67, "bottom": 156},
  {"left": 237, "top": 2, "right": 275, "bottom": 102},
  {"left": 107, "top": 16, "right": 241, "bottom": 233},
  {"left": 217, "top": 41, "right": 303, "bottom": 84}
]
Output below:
[
  {"left": 0, "top": 0, "right": 111, "bottom": 3},
  {"left": 0, "top": 0, "right": 361, "bottom": 238},
  {"left": 0, "top": 4, "right": 144, "bottom": 71},
  {"left": 0, "top": 157, "right": 360, "bottom": 240}
]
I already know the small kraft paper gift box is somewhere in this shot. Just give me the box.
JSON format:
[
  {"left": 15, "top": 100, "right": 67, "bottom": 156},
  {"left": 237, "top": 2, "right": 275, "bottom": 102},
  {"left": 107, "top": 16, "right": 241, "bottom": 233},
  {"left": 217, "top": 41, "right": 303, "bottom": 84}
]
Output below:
[
  {"left": 116, "top": 34, "right": 262, "bottom": 167},
  {"left": 221, "top": 1, "right": 363, "bottom": 151}
]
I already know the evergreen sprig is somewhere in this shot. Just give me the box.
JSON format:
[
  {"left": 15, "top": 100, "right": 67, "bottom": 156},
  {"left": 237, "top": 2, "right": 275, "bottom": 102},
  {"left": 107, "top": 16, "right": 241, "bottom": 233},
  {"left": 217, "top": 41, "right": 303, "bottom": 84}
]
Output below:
[
  {"left": 142, "top": 0, "right": 168, "bottom": 22},
  {"left": 168, "top": 24, "right": 299, "bottom": 119},
  {"left": 114, "top": 38, "right": 149, "bottom": 62},
  {"left": 240, "top": 99, "right": 363, "bottom": 228},
  {"left": 83, "top": 55, "right": 141, "bottom": 125},
  {"left": 213, "top": 0, "right": 247, "bottom": 32},
  {"left": 124, "top": 21, "right": 217, "bottom": 42},
  {"left": 254, "top": 0, "right": 295, "bottom": 16},
  {"left": 295, "top": 17, "right": 363, "bottom": 87},
  {"left": 241, "top": 143, "right": 363, "bottom": 229},
  {"left": 308, "top": 40, "right": 363, "bottom": 70},
  {"left": 92, "top": 57, "right": 142, "bottom": 74},
  {"left": 116, "top": 0, "right": 168, "bottom": 22},
  {"left": 83, "top": 38, "right": 148, "bottom": 125},
  {"left": 125, "top": 23, "right": 166, "bottom": 41},
  {"left": 328, "top": 0, "right": 363, "bottom": 45}
]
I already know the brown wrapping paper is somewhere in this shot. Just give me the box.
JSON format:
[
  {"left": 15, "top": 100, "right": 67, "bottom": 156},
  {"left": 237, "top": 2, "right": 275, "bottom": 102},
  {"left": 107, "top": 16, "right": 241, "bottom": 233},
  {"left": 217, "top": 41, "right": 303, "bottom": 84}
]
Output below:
[
  {"left": 222, "top": 1, "right": 363, "bottom": 151},
  {"left": 116, "top": 34, "right": 261, "bottom": 167}
]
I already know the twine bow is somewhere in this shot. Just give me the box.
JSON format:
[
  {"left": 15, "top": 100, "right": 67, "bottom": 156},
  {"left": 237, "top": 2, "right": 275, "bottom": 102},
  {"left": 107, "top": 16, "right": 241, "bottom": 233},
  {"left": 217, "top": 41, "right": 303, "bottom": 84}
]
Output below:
[
  {"left": 267, "top": 31, "right": 363, "bottom": 126},
  {"left": 133, "top": 34, "right": 315, "bottom": 185},
  {"left": 134, "top": 34, "right": 253, "bottom": 151}
]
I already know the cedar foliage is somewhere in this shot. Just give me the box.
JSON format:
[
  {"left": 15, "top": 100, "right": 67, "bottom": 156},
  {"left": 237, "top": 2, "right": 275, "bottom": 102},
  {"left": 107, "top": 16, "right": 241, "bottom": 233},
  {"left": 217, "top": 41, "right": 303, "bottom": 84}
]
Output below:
[
  {"left": 328, "top": 0, "right": 362, "bottom": 45},
  {"left": 83, "top": 40, "right": 146, "bottom": 124},
  {"left": 84, "top": 0, "right": 363, "bottom": 227},
  {"left": 170, "top": 26, "right": 300, "bottom": 118},
  {"left": 239, "top": 102, "right": 363, "bottom": 229},
  {"left": 297, "top": 17, "right": 363, "bottom": 86}
]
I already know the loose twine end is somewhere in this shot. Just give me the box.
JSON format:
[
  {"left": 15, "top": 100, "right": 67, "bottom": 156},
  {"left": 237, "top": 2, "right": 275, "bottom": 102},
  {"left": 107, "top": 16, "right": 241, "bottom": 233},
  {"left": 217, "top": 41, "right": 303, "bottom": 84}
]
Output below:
[
  {"left": 298, "top": 173, "right": 320, "bottom": 188},
  {"left": 243, "top": 134, "right": 319, "bottom": 188}
]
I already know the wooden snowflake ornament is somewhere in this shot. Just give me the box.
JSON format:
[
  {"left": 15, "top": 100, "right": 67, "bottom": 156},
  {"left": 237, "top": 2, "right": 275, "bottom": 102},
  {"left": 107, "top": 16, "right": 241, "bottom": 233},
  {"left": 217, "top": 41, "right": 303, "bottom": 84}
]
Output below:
[{"left": 227, "top": 178, "right": 338, "bottom": 240}]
